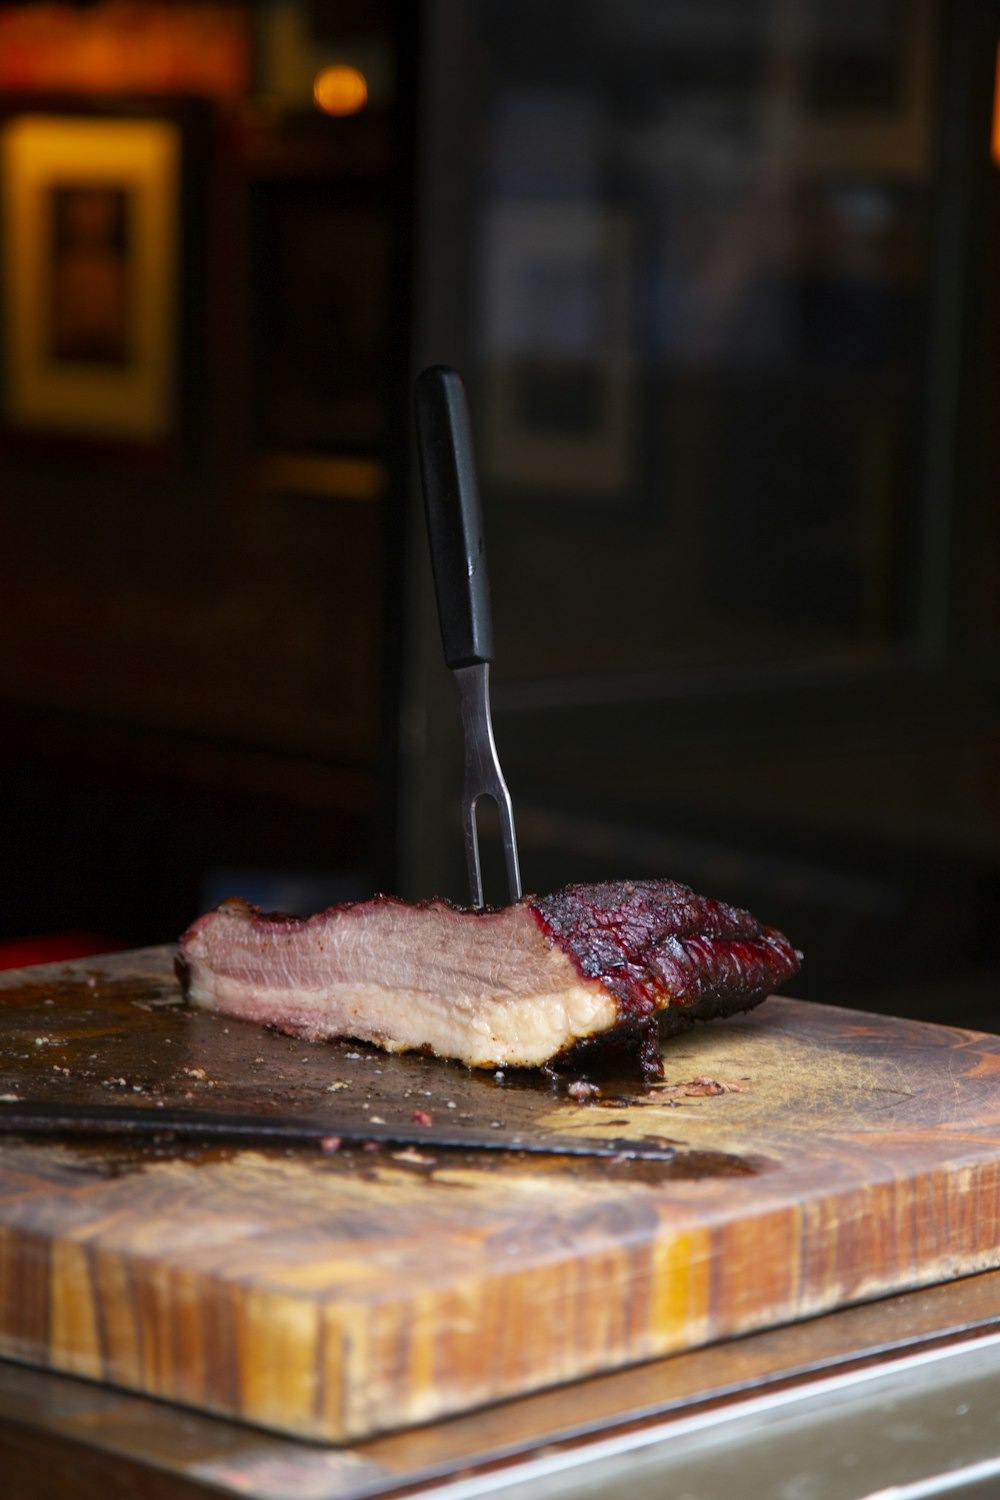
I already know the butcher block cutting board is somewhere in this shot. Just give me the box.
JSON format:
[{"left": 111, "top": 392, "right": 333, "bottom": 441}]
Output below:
[{"left": 2, "top": 948, "right": 1000, "bottom": 1443}]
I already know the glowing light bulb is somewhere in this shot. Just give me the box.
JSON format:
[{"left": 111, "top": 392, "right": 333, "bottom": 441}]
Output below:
[{"left": 313, "top": 64, "right": 368, "bottom": 117}]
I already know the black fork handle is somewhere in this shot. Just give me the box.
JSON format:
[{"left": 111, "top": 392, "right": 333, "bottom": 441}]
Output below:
[{"left": 414, "top": 365, "right": 494, "bottom": 670}]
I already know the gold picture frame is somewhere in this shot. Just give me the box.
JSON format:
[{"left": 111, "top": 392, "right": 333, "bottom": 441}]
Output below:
[{"left": 0, "top": 112, "right": 181, "bottom": 440}]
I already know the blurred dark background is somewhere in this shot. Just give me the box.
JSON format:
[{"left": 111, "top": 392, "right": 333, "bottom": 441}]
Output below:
[{"left": 0, "top": 0, "right": 998, "bottom": 1029}]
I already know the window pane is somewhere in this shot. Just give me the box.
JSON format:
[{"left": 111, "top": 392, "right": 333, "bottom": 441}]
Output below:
[{"left": 464, "top": 0, "right": 935, "bottom": 685}]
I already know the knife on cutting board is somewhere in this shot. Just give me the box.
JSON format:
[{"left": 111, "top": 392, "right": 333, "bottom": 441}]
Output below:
[{"left": 0, "top": 1099, "right": 674, "bottom": 1160}]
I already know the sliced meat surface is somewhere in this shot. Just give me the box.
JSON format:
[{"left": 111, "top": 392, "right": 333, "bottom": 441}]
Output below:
[{"left": 176, "top": 879, "right": 801, "bottom": 1073}]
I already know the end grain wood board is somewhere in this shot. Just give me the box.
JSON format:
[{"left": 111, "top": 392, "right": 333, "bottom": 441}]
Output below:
[{"left": 1, "top": 948, "right": 1000, "bottom": 1442}]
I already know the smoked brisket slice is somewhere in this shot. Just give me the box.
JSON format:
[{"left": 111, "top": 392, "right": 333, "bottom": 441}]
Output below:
[{"left": 177, "top": 880, "right": 800, "bottom": 1074}]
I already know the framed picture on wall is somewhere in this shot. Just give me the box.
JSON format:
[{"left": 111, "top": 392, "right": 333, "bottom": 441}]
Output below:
[
  {"left": 478, "top": 201, "right": 640, "bottom": 506},
  {"left": 792, "top": 0, "right": 933, "bottom": 177},
  {"left": 0, "top": 110, "right": 182, "bottom": 442}
]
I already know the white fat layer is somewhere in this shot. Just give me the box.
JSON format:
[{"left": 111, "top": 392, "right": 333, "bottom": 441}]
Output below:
[
  {"left": 185, "top": 971, "right": 618, "bottom": 1068},
  {"left": 181, "top": 900, "right": 622, "bottom": 1067}
]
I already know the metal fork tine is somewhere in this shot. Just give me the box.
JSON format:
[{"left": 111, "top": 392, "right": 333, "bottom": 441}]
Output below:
[
  {"left": 462, "top": 798, "right": 484, "bottom": 911},
  {"left": 496, "top": 780, "right": 522, "bottom": 905}
]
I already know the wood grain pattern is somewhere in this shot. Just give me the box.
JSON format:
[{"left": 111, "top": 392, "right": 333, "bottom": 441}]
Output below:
[
  {"left": 2, "top": 949, "right": 1000, "bottom": 1441},
  {"left": 4, "top": 1270, "right": 1000, "bottom": 1500}
]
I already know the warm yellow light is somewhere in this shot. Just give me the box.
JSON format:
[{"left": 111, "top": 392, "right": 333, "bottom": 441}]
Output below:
[{"left": 313, "top": 64, "right": 368, "bottom": 117}]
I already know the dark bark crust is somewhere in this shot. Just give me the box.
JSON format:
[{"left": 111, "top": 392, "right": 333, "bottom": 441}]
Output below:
[{"left": 535, "top": 879, "right": 801, "bottom": 1076}]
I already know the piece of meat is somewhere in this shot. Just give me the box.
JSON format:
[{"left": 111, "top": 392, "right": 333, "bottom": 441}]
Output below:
[{"left": 176, "top": 880, "right": 801, "bottom": 1075}]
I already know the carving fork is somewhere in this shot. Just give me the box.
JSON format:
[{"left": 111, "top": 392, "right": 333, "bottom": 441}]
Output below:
[{"left": 414, "top": 365, "right": 522, "bottom": 909}]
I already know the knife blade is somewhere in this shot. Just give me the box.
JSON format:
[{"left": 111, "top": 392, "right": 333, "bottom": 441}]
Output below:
[{"left": 0, "top": 1100, "right": 675, "bottom": 1161}]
